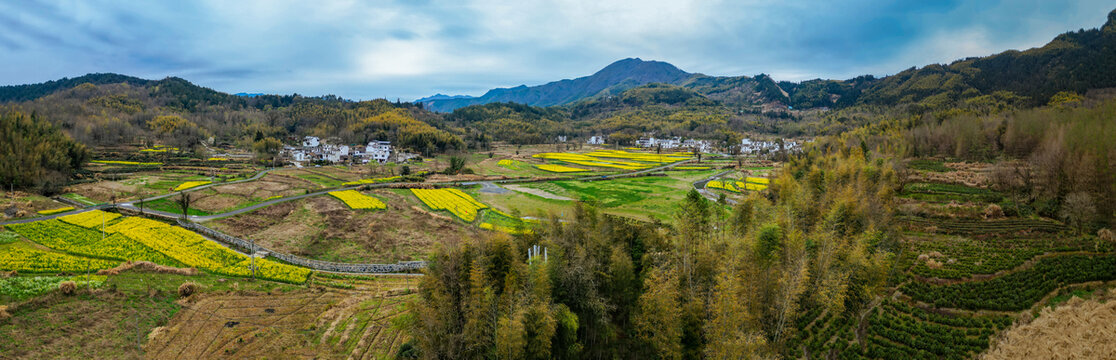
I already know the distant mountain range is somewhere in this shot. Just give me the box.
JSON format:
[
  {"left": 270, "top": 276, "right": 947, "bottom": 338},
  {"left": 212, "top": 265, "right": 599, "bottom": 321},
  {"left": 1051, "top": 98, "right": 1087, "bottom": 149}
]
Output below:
[
  {"left": 417, "top": 58, "right": 698, "bottom": 112},
  {"left": 421, "top": 8, "right": 1116, "bottom": 112}
]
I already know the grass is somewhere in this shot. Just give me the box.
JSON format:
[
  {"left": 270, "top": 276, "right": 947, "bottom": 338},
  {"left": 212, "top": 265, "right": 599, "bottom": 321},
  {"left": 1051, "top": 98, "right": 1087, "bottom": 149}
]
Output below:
[
  {"left": 61, "top": 193, "right": 100, "bottom": 206},
  {"left": 908, "top": 159, "right": 952, "bottom": 172},
  {"left": 136, "top": 198, "right": 212, "bottom": 216},
  {"left": 514, "top": 170, "right": 719, "bottom": 222}
]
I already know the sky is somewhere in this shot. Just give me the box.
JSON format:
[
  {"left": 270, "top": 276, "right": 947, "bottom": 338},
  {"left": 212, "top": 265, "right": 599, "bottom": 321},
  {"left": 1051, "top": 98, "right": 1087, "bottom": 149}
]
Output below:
[{"left": 0, "top": 0, "right": 1112, "bottom": 101}]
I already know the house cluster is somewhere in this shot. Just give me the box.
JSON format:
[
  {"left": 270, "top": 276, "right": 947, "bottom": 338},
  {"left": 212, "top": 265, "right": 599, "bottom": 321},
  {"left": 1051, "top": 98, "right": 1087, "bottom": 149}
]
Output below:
[
  {"left": 586, "top": 135, "right": 606, "bottom": 145},
  {"left": 286, "top": 136, "right": 403, "bottom": 164},
  {"left": 633, "top": 136, "right": 713, "bottom": 153},
  {"left": 739, "top": 138, "right": 803, "bottom": 155}
]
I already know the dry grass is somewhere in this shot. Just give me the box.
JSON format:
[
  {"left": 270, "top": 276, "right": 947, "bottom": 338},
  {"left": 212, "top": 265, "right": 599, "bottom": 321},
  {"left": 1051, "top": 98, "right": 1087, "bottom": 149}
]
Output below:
[
  {"left": 144, "top": 277, "right": 418, "bottom": 360},
  {"left": 0, "top": 305, "right": 9, "bottom": 321},
  {"left": 177, "top": 282, "right": 197, "bottom": 298},
  {"left": 97, "top": 261, "right": 199, "bottom": 276},
  {"left": 982, "top": 289, "right": 1116, "bottom": 359},
  {"left": 58, "top": 281, "right": 76, "bottom": 295}
]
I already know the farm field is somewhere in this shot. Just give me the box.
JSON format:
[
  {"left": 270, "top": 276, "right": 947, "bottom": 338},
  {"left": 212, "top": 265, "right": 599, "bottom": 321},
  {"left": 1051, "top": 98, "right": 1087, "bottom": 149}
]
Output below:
[
  {"left": 144, "top": 274, "right": 418, "bottom": 359},
  {"left": 134, "top": 173, "right": 319, "bottom": 215},
  {"left": 1, "top": 270, "right": 414, "bottom": 359},
  {"left": 782, "top": 161, "right": 1116, "bottom": 359},
  {"left": 2, "top": 212, "right": 311, "bottom": 283},
  {"left": 494, "top": 169, "right": 721, "bottom": 222},
  {"left": 210, "top": 189, "right": 484, "bottom": 263},
  {"left": 67, "top": 168, "right": 256, "bottom": 203}
]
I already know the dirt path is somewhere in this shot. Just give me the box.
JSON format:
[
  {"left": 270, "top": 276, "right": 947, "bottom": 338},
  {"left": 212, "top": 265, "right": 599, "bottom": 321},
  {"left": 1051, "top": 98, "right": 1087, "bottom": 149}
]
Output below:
[{"left": 503, "top": 185, "right": 572, "bottom": 200}]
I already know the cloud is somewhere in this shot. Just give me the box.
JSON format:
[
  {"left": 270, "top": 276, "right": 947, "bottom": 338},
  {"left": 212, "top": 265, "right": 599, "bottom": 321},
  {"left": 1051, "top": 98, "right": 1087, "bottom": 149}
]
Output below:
[{"left": 0, "top": 0, "right": 1112, "bottom": 100}]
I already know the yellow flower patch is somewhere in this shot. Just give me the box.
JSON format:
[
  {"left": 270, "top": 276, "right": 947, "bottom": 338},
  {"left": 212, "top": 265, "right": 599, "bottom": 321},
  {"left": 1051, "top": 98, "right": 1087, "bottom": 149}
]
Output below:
[
  {"left": 58, "top": 210, "right": 121, "bottom": 228},
  {"left": 411, "top": 188, "right": 488, "bottom": 222},
  {"left": 536, "top": 164, "right": 589, "bottom": 173},
  {"left": 174, "top": 181, "right": 211, "bottom": 191},
  {"left": 37, "top": 207, "right": 74, "bottom": 215},
  {"left": 745, "top": 177, "right": 770, "bottom": 185},
  {"left": 328, "top": 190, "right": 386, "bottom": 210}
]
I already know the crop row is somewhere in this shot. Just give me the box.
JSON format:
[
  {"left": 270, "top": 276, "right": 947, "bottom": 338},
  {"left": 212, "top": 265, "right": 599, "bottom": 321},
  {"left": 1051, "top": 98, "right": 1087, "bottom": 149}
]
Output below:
[
  {"left": 861, "top": 301, "right": 1009, "bottom": 359},
  {"left": 898, "top": 216, "right": 1068, "bottom": 235},
  {"left": 536, "top": 164, "right": 589, "bottom": 173},
  {"left": 328, "top": 190, "right": 386, "bottom": 210},
  {"left": 583, "top": 150, "right": 690, "bottom": 163},
  {"left": 901, "top": 254, "right": 1116, "bottom": 310},
  {"left": 533, "top": 152, "right": 650, "bottom": 170},
  {"left": 411, "top": 188, "right": 488, "bottom": 222},
  {"left": 0, "top": 246, "right": 119, "bottom": 274},
  {"left": 906, "top": 235, "right": 1112, "bottom": 279},
  {"left": 58, "top": 210, "right": 121, "bottom": 228}
]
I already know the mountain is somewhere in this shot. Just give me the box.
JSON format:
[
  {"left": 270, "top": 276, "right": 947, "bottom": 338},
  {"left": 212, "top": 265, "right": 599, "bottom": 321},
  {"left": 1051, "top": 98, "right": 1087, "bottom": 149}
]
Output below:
[
  {"left": 0, "top": 73, "right": 152, "bottom": 103},
  {"left": 418, "top": 58, "right": 697, "bottom": 112},
  {"left": 790, "top": 8, "right": 1116, "bottom": 109}
]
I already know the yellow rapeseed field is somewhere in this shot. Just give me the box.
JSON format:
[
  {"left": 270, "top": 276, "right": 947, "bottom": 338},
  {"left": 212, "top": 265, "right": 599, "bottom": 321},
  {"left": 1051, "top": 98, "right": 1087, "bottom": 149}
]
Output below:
[
  {"left": 411, "top": 188, "right": 488, "bottom": 222},
  {"left": 173, "top": 181, "right": 212, "bottom": 191},
  {"left": 536, "top": 164, "right": 589, "bottom": 173},
  {"left": 328, "top": 190, "right": 387, "bottom": 210},
  {"left": 37, "top": 207, "right": 74, "bottom": 215},
  {"left": 58, "top": 210, "right": 121, "bottom": 228}
]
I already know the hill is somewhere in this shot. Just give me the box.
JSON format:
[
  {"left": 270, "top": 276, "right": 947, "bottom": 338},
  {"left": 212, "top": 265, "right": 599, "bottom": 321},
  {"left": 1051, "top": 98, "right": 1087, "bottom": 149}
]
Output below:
[{"left": 418, "top": 58, "right": 698, "bottom": 112}]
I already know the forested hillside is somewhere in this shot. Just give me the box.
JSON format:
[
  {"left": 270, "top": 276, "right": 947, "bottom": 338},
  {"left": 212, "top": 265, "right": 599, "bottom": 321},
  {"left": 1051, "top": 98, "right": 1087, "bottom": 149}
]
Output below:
[
  {"left": 0, "top": 78, "right": 466, "bottom": 159},
  {"left": 0, "top": 111, "right": 88, "bottom": 193}
]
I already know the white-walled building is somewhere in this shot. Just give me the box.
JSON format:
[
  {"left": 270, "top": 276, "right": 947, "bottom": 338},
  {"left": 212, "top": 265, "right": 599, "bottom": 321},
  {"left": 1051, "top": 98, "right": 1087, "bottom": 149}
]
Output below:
[
  {"left": 365, "top": 140, "right": 392, "bottom": 164},
  {"left": 302, "top": 136, "right": 320, "bottom": 147},
  {"left": 587, "top": 135, "right": 606, "bottom": 145}
]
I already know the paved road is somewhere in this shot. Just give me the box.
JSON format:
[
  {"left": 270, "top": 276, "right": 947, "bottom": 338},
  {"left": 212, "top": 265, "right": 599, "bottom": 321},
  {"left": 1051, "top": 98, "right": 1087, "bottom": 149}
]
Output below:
[{"left": 693, "top": 170, "right": 738, "bottom": 205}]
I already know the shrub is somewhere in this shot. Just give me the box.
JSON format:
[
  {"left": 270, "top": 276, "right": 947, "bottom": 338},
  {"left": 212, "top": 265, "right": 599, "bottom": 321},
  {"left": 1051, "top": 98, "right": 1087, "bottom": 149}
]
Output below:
[
  {"left": 58, "top": 281, "right": 76, "bottom": 295},
  {"left": 178, "top": 282, "right": 198, "bottom": 298},
  {"left": 1100, "top": 228, "right": 1115, "bottom": 243},
  {"left": 983, "top": 204, "right": 1004, "bottom": 219}
]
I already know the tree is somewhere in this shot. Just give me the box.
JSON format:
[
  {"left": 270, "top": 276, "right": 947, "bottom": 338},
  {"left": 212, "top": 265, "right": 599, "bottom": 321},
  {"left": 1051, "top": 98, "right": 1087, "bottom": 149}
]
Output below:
[
  {"left": 675, "top": 190, "right": 711, "bottom": 292},
  {"left": 252, "top": 137, "right": 283, "bottom": 167},
  {"left": 632, "top": 267, "right": 683, "bottom": 360},
  {"left": 705, "top": 270, "right": 769, "bottom": 359},
  {"left": 176, "top": 192, "right": 191, "bottom": 220},
  {"left": 445, "top": 156, "right": 466, "bottom": 175},
  {"left": 1061, "top": 192, "right": 1097, "bottom": 233}
]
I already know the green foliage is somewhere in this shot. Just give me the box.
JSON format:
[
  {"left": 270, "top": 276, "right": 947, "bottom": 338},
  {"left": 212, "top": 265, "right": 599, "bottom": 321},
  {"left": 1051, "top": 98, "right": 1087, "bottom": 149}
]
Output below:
[{"left": 0, "top": 110, "right": 89, "bottom": 192}]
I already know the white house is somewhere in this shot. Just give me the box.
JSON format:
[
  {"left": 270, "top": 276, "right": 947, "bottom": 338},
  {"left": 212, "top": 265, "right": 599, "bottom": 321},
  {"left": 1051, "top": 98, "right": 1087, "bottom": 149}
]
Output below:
[
  {"left": 587, "top": 135, "right": 606, "bottom": 145},
  {"left": 365, "top": 140, "right": 392, "bottom": 164},
  {"left": 302, "top": 136, "right": 320, "bottom": 148}
]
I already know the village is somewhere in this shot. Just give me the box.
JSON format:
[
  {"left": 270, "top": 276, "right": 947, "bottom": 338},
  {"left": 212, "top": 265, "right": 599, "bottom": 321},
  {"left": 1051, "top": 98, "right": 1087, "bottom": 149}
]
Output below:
[
  {"left": 590, "top": 134, "right": 804, "bottom": 155},
  {"left": 284, "top": 136, "right": 419, "bottom": 166}
]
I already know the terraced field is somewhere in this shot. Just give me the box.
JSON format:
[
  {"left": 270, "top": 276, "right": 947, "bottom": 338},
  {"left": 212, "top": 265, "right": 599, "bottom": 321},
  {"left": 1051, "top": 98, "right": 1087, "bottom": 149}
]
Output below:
[
  {"left": 144, "top": 274, "right": 418, "bottom": 359},
  {"left": 783, "top": 173, "right": 1114, "bottom": 359}
]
